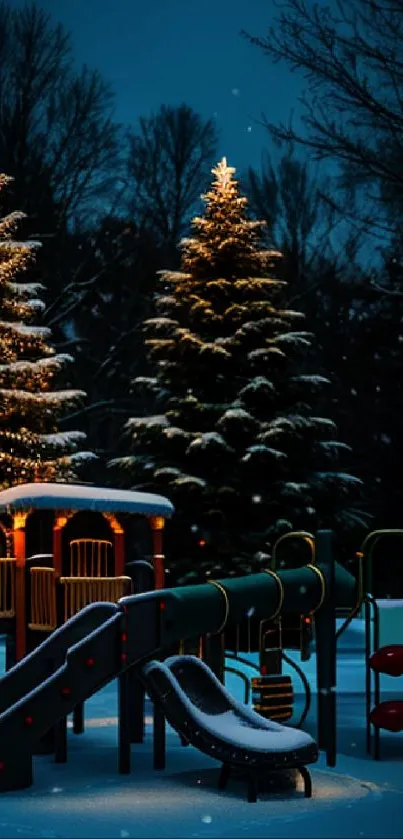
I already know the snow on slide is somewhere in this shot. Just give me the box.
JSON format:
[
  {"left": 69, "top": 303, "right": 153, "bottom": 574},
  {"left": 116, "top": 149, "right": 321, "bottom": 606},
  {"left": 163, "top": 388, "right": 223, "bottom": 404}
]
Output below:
[{"left": 142, "top": 655, "right": 318, "bottom": 769}]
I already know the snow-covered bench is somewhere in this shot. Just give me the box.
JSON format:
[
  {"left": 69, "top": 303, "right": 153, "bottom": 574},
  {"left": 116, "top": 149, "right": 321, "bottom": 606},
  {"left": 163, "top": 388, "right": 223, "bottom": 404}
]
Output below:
[{"left": 142, "top": 655, "right": 318, "bottom": 802}]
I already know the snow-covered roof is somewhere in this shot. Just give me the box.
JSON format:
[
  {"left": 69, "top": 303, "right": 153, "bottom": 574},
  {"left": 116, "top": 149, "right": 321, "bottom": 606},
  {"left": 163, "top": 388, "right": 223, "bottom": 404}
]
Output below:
[{"left": 0, "top": 482, "right": 174, "bottom": 517}]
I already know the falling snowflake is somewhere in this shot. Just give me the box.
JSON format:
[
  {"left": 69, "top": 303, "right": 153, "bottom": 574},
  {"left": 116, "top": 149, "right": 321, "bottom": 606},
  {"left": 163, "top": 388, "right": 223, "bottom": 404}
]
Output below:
[
  {"left": 202, "top": 816, "right": 213, "bottom": 824},
  {"left": 247, "top": 125, "right": 252, "bottom": 132},
  {"left": 231, "top": 88, "right": 240, "bottom": 96},
  {"left": 252, "top": 494, "right": 262, "bottom": 503}
]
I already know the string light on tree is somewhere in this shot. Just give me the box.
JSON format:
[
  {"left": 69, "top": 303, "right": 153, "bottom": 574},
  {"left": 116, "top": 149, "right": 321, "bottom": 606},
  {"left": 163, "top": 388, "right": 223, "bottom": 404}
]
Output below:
[{"left": 0, "top": 173, "right": 94, "bottom": 488}]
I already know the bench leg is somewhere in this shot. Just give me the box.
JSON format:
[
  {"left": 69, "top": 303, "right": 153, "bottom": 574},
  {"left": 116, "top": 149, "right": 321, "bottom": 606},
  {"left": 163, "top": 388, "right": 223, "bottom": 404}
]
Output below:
[
  {"left": 218, "top": 763, "right": 231, "bottom": 790},
  {"left": 153, "top": 702, "right": 166, "bottom": 770},
  {"left": 54, "top": 718, "right": 67, "bottom": 763},
  {"left": 374, "top": 727, "right": 381, "bottom": 761},
  {"left": 129, "top": 674, "right": 145, "bottom": 744},
  {"left": 299, "top": 765, "right": 312, "bottom": 798},
  {"left": 118, "top": 671, "right": 131, "bottom": 775},
  {"left": 73, "top": 702, "right": 84, "bottom": 735},
  {"left": 247, "top": 773, "right": 258, "bottom": 803}
]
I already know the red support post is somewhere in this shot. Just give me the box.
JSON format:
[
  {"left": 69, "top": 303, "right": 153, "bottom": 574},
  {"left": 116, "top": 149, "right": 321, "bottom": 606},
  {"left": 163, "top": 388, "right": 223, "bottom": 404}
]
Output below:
[
  {"left": 13, "top": 513, "right": 27, "bottom": 661},
  {"left": 52, "top": 514, "right": 66, "bottom": 578},
  {"left": 114, "top": 530, "right": 125, "bottom": 576},
  {"left": 149, "top": 517, "right": 166, "bottom": 590}
]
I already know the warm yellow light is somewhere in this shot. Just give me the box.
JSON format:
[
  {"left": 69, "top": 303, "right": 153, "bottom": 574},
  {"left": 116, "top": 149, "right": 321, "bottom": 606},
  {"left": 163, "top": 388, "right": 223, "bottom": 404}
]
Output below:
[
  {"left": 104, "top": 513, "right": 124, "bottom": 534},
  {"left": 149, "top": 515, "right": 165, "bottom": 531},
  {"left": 13, "top": 512, "right": 28, "bottom": 529},
  {"left": 55, "top": 514, "right": 68, "bottom": 529}
]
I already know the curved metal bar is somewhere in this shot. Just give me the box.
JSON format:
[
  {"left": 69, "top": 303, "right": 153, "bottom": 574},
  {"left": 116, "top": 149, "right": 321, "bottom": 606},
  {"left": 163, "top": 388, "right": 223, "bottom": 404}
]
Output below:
[
  {"left": 352, "top": 551, "right": 365, "bottom": 607},
  {"left": 271, "top": 531, "right": 316, "bottom": 570},
  {"left": 364, "top": 594, "right": 380, "bottom": 758},
  {"left": 305, "top": 564, "right": 326, "bottom": 614},
  {"left": 225, "top": 650, "right": 311, "bottom": 729},
  {"left": 359, "top": 529, "right": 403, "bottom": 594},
  {"left": 335, "top": 598, "right": 364, "bottom": 641},
  {"left": 223, "top": 666, "right": 251, "bottom": 704},
  {"left": 281, "top": 650, "right": 312, "bottom": 729},
  {"left": 262, "top": 569, "right": 285, "bottom": 619},
  {"left": 225, "top": 651, "right": 260, "bottom": 673},
  {"left": 207, "top": 580, "right": 230, "bottom": 634}
]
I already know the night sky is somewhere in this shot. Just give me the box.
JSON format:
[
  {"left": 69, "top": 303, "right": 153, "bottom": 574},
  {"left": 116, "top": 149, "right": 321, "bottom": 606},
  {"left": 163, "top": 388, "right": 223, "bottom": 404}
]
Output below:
[{"left": 13, "top": 0, "right": 305, "bottom": 175}]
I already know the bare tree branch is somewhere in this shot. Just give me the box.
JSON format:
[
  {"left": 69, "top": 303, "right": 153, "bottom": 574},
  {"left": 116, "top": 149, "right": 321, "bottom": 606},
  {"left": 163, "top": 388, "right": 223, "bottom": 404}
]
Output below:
[
  {"left": 0, "top": 2, "right": 123, "bottom": 230},
  {"left": 243, "top": 0, "right": 403, "bottom": 237},
  {"left": 127, "top": 104, "right": 218, "bottom": 251}
]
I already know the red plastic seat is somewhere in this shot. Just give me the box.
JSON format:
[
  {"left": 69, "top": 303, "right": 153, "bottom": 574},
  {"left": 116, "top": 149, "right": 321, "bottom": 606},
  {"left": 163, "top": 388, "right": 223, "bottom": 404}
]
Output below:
[
  {"left": 370, "top": 701, "right": 403, "bottom": 733},
  {"left": 369, "top": 645, "right": 403, "bottom": 677}
]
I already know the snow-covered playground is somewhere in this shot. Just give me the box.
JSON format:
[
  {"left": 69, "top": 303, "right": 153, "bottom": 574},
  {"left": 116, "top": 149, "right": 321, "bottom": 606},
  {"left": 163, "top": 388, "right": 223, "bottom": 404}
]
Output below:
[{"left": 1, "top": 618, "right": 402, "bottom": 839}]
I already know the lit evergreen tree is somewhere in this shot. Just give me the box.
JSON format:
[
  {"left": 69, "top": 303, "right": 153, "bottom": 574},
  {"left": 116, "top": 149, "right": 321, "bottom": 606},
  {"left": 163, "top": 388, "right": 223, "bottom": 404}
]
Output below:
[
  {"left": 0, "top": 174, "right": 94, "bottom": 486},
  {"left": 112, "top": 159, "right": 362, "bottom": 583}
]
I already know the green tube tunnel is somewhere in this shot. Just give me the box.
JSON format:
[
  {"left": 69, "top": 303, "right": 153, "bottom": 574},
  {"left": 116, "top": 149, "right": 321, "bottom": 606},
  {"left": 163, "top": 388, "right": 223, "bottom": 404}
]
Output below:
[{"left": 159, "top": 561, "right": 357, "bottom": 648}]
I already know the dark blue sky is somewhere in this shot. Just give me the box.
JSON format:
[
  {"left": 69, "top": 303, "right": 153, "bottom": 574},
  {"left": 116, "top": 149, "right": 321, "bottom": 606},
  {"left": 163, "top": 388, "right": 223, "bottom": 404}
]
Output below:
[{"left": 19, "top": 0, "right": 305, "bottom": 175}]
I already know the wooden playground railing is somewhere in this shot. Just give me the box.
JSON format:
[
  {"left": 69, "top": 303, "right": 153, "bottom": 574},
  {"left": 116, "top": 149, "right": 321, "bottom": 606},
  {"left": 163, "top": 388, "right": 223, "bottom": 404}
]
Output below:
[
  {"left": 69, "top": 539, "right": 113, "bottom": 577},
  {"left": 29, "top": 567, "right": 57, "bottom": 632},
  {"left": 0, "top": 557, "right": 16, "bottom": 619},
  {"left": 59, "top": 576, "right": 132, "bottom": 622}
]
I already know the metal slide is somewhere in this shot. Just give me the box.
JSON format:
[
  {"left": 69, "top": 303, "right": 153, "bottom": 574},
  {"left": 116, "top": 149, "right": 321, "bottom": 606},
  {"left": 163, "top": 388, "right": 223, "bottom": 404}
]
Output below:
[
  {"left": 142, "top": 655, "right": 318, "bottom": 802},
  {"left": 0, "top": 588, "right": 165, "bottom": 793},
  {"left": 0, "top": 604, "right": 126, "bottom": 792},
  {"left": 0, "top": 602, "right": 120, "bottom": 715}
]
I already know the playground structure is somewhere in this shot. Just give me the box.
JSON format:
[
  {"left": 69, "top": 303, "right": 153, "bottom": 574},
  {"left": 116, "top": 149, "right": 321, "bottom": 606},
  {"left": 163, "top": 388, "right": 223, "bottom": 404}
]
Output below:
[
  {"left": 0, "top": 483, "right": 402, "bottom": 798},
  {"left": 0, "top": 482, "right": 174, "bottom": 661},
  {"left": 0, "top": 514, "right": 354, "bottom": 795}
]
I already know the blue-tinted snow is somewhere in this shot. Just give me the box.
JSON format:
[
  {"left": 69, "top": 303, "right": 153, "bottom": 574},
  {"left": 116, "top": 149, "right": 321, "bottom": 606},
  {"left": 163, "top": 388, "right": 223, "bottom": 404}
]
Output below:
[
  {"left": 0, "top": 482, "right": 174, "bottom": 517},
  {"left": 0, "top": 616, "right": 402, "bottom": 838}
]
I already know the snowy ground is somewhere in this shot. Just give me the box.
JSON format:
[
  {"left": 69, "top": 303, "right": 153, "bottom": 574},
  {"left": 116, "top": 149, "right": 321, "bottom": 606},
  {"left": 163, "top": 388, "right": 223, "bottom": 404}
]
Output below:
[{"left": 1, "top": 618, "right": 402, "bottom": 839}]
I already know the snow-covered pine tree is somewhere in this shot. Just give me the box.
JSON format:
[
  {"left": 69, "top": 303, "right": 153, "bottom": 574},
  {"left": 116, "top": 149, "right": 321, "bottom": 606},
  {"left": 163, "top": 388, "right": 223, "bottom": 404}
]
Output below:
[
  {"left": 0, "top": 174, "right": 94, "bottom": 487},
  {"left": 112, "top": 158, "right": 363, "bottom": 583}
]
